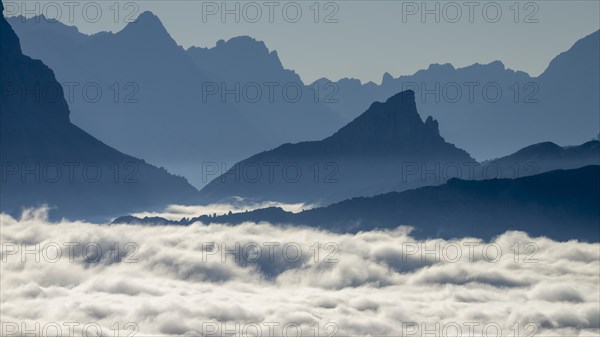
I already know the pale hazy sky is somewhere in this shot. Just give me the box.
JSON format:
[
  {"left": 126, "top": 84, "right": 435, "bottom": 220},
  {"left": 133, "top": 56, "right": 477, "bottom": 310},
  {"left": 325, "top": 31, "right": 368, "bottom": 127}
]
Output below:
[{"left": 4, "top": 0, "right": 600, "bottom": 83}]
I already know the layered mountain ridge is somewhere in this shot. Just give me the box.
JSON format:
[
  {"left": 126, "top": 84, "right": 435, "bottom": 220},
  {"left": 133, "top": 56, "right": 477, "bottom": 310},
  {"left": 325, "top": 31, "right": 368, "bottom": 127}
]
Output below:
[
  {"left": 117, "top": 166, "right": 600, "bottom": 242},
  {"left": 6, "top": 13, "right": 343, "bottom": 188},
  {"left": 0, "top": 3, "right": 200, "bottom": 220}
]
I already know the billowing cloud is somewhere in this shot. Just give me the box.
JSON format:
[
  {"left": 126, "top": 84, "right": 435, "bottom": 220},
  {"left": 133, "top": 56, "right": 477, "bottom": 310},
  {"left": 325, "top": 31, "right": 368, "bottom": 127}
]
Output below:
[{"left": 1, "top": 207, "right": 598, "bottom": 336}]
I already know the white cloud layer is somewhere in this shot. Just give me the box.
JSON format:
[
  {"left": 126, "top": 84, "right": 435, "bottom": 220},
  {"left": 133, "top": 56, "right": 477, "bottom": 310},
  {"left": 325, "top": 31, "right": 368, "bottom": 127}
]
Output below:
[{"left": 1, "top": 207, "right": 599, "bottom": 337}]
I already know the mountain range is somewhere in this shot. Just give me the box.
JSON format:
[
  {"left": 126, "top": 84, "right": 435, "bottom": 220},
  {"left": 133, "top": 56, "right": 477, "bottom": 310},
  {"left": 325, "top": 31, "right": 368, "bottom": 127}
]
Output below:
[
  {"left": 0, "top": 3, "right": 199, "bottom": 220},
  {"left": 2, "top": 6, "right": 599, "bottom": 225},
  {"left": 7, "top": 13, "right": 599, "bottom": 186},
  {"left": 6, "top": 13, "right": 343, "bottom": 188},
  {"left": 200, "top": 87, "right": 600, "bottom": 205},
  {"left": 318, "top": 30, "right": 600, "bottom": 160}
]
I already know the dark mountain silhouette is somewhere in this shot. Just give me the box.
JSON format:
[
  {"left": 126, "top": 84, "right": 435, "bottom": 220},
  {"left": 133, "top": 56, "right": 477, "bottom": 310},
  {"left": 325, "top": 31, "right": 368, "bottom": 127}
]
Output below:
[
  {"left": 200, "top": 90, "right": 476, "bottom": 204},
  {"left": 6, "top": 14, "right": 343, "bottom": 188},
  {"left": 115, "top": 166, "right": 600, "bottom": 242},
  {"left": 482, "top": 140, "right": 600, "bottom": 179},
  {"left": 314, "top": 30, "right": 600, "bottom": 161},
  {"left": 0, "top": 3, "right": 199, "bottom": 221}
]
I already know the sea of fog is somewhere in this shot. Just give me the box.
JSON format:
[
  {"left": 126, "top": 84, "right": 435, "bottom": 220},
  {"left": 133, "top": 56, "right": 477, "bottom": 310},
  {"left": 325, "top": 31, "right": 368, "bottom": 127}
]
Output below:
[{"left": 1, "top": 206, "right": 599, "bottom": 337}]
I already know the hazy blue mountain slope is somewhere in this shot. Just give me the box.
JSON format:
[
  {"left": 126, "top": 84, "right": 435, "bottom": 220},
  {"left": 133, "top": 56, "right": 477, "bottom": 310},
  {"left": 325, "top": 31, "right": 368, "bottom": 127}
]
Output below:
[
  {"left": 1, "top": 4, "right": 200, "bottom": 221},
  {"left": 482, "top": 140, "right": 600, "bottom": 178}
]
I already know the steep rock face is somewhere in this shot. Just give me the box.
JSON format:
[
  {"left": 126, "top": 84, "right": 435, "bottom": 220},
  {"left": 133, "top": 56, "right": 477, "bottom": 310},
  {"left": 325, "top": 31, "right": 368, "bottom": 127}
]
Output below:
[
  {"left": 319, "top": 91, "right": 468, "bottom": 158},
  {"left": 1, "top": 15, "right": 69, "bottom": 127},
  {"left": 0, "top": 3, "right": 199, "bottom": 221},
  {"left": 201, "top": 90, "right": 475, "bottom": 204}
]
